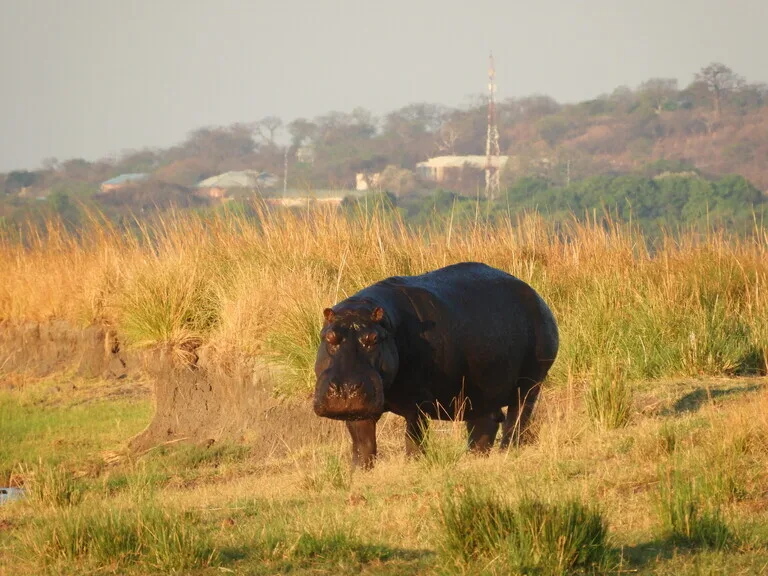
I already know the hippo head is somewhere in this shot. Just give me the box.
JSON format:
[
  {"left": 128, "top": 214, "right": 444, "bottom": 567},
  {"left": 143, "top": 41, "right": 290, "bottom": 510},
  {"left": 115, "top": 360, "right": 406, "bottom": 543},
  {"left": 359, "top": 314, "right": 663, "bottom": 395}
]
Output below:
[{"left": 313, "top": 303, "right": 398, "bottom": 420}]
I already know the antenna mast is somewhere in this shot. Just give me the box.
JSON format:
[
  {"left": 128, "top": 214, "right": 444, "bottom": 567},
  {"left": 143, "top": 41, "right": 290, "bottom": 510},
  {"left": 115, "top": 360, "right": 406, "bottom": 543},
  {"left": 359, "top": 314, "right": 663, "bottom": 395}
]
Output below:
[{"left": 485, "top": 52, "right": 501, "bottom": 200}]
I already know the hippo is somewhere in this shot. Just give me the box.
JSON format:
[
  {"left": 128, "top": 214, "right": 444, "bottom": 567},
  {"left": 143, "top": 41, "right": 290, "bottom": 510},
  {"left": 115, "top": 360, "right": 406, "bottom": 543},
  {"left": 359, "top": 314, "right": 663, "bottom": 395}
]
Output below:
[{"left": 313, "top": 262, "right": 559, "bottom": 468}]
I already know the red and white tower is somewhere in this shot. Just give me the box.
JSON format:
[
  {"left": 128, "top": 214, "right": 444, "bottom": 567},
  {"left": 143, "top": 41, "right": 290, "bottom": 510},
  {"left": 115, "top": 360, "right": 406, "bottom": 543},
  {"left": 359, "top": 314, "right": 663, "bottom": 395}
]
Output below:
[{"left": 485, "top": 52, "right": 501, "bottom": 200}]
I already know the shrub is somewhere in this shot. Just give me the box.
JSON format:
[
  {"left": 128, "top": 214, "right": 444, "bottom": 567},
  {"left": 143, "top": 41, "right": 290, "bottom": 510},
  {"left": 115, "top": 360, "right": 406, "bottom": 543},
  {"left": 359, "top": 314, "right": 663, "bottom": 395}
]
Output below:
[
  {"left": 657, "top": 466, "right": 732, "bottom": 549},
  {"left": 439, "top": 485, "right": 609, "bottom": 574},
  {"left": 585, "top": 361, "right": 633, "bottom": 430}
]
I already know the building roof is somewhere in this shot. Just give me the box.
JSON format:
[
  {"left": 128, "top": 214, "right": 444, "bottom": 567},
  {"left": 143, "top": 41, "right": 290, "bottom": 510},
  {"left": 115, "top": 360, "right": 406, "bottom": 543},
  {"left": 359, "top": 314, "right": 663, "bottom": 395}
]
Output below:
[
  {"left": 416, "top": 155, "right": 510, "bottom": 169},
  {"left": 101, "top": 173, "right": 150, "bottom": 186},
  {"left": 197, "top": 170, "right": 277, "bottom": 189}
]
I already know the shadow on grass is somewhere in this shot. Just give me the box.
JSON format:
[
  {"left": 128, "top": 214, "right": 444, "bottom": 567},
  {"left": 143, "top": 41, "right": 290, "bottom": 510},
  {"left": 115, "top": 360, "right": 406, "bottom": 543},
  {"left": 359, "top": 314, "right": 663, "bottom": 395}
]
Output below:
[
  {"left": 667, "top": 383, "right": 763, "bottom": 416},
  {"left": 218, "top": 537, "right": 434, "bottom": 573},
  {"left": 617, "top": 537, "right": 678, "bottom": 568},
  {"left": 618, "top": 528, "right": 741, "bottom": 571}
]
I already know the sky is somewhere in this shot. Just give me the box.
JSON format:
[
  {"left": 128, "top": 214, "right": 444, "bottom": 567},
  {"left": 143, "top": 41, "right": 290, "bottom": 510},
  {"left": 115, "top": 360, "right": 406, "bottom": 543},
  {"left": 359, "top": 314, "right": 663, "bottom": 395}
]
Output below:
[{"left": 0, "top": 0, "right": 765, "bottom": 172}]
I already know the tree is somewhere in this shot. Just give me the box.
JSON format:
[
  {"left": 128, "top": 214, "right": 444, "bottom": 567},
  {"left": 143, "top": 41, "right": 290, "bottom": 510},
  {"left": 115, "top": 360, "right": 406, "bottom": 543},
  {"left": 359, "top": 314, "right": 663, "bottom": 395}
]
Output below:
[
  {"left": 694, "top": 63, "right": 744, "bottom": 120},
  {"left": 118, "top": 149, "right": 159, "bottom": 173},
  {"left": 287, "top": 118, "right": 317, "bottom": 149},
  {"left": 436, "top": 122, "right": 462, "bottom": 155},
  {"left": 184, "top": 125, "right": 256, "bottom": 162},
  {"left": 377, "top": 165, "right": 416, "bottom": 197},
  {"left": 5, "top": 170, "right": 39, "bottom": 192},
  {"left": 381, "top": 103, "right": 444, "bottom": 167},
  {"left": 41, "top": 157, "right": 59, "bottom": 171},
  {"left": 253, "top": 116, "right": 283, "bottom": 146},
  {"left": 637, "top": 78, "right": 679, "bottom": 113}
]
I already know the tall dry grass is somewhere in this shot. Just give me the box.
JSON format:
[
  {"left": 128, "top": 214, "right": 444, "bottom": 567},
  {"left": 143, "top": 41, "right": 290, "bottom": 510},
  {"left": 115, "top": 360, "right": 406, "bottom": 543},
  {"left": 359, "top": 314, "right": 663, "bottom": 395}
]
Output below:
[{"left": 1, "top": 203, "right": 766, "bottom": 393}]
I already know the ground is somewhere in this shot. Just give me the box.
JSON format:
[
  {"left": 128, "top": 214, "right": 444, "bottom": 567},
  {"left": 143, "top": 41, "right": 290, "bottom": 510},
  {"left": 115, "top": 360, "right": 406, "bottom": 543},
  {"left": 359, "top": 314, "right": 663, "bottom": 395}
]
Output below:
[{"left": 1, "top": 372, "right": 767, "bottom": 575}]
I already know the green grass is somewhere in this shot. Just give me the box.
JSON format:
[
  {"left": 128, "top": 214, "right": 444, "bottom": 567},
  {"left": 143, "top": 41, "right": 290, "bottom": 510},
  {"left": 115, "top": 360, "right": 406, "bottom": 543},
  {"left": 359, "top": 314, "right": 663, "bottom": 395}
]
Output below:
[
  {"left": 438, "top": 485, "right": 610, "bottom": 575},
  {"left": 21, "top": 503, "right": 217, "bottom": 573},
  {"left": 19, "top": 461, "right": 83, "bottom": 509},
  {"left": 657, "top": 466, "right": 733, "bottom": 550},
  {"left": 0, "top": 384, "right": 151, "bottom": 484},
  {"left": 419, "top": 421, "right": 467, "bottom": 471},
  {"left": 585, "top": 360, "right": 634, "bottom": 430},
  {"left": 1, "top": 374, "right": 768, "bottom": 575}
]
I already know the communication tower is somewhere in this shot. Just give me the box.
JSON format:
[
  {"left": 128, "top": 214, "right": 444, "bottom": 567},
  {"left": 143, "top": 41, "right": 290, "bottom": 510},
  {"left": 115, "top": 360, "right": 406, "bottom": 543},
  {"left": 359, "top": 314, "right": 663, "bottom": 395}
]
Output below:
[{"left": 485, "top": 52, "right": 501, "bottom": 200}]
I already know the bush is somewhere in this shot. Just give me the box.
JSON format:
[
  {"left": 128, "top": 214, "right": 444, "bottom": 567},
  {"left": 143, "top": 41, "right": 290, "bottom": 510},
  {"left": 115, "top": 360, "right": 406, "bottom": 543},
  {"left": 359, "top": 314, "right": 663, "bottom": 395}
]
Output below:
[
  {"left": 439, "top": 485, "right": 609, "bottom": 574},
  {"left": 585, "top": 361, "right": 633, "bottom": 430},
  {"left": 657, "top": 466, "right": 732, "bottom": 549}
]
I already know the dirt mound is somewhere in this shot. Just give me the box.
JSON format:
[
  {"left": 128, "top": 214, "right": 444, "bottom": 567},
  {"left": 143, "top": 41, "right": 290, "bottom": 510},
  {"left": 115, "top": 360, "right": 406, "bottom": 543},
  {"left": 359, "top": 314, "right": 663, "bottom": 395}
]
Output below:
[
  {"left": 127, "top": 346, "right": 342, "bottom": 454},
  {"left": 1, "top": 321, "right": 342, "bottom": 455},
  {"left": 0, "top": 320, "right": 135, "bottom": 379}
]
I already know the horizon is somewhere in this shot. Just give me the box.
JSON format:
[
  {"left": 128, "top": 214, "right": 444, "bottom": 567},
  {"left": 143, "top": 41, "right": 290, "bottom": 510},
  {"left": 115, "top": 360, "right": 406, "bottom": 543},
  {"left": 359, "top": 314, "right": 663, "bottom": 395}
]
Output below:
[{"left": 1, "top": 0, "right": 766, "bottom": 172}]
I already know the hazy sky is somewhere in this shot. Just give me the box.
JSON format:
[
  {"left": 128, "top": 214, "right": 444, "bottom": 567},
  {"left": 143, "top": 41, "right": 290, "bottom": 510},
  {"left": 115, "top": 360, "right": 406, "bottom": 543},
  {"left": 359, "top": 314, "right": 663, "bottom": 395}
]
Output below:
[{"left": 1, "top": 0, "right": 765, "bottom": 172}]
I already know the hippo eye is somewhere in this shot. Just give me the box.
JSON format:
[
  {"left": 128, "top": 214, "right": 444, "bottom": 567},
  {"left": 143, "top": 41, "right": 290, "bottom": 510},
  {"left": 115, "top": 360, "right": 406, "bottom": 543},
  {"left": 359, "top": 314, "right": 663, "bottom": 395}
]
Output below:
[
  {"left": 359, "top": 332, "right": 378, "bottom": 349},
  {"left": 326, "top": 330, "right": 341, "bottom": 346}
]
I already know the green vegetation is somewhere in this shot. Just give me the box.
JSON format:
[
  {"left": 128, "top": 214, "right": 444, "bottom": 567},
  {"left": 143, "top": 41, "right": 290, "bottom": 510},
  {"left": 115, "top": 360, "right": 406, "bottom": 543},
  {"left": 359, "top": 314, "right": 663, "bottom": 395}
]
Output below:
[
  {"left": 500, "top": 171, "right": 766, "bottom": 236},
  {"left": 657, "top": 466, "right": 732, "bottom": 549},
  {"left": 22, "top": 504, "right": 217, "bottom": 573},
  {"left": 2, "top": 62, "right": 766, "bottom": 237},
  {"left": 585, "top": 360, "right": 634, "bottom": 430},
  {"left": 438, "top": 486, "right": 609, "bottom": 574},
  {"left": 0, "top": 195, "right": 767, "bottom": 573},
  {"left": 1, "top": 372, "right": 768, "bottom": 574},
  {"left": 0, "top": 382, "right": 151, "bottom": 485}
]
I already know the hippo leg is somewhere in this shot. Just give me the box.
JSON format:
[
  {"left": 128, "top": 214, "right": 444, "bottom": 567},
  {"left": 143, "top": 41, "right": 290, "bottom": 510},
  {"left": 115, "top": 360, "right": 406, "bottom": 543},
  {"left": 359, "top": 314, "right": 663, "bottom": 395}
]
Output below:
[
  {"left": 346, "top": 419, "right": 378, "bottom": 469},
  {"left": 500, "top": 361, "right": 551, "bottom": 448},
  {"left": 466, "top": 414, "right": 500, "bottom": 453},
  {"left": 405, "top": 411, "right": 429, "bottom": 457}
]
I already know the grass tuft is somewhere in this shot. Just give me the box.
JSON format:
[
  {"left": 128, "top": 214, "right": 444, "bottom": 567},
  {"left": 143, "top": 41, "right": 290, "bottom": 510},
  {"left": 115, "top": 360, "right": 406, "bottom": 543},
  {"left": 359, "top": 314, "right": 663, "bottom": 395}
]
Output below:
[
  {"left": 20, "top": 461, "right": 84, "bottom": 509},
  {"left": 301, "top": 453, "right": 351, "bottom": 492},
  {"left": 657, "top": 466, "right": 733, "bottom": 549},
  {"left": 21, "top": 503, "right": 217, "bottom": 572},
  {"left": 117, "top": 257, "right": 221, "bottom": 353},
  {"left": 585, "top": 360, "right": 633, "bottom": 430},
  {"left": 419, "top": 421, "right": 467, "bottom": 470},
  {"left": 438, "top": 484, "right": 609, "bottom": 574}
]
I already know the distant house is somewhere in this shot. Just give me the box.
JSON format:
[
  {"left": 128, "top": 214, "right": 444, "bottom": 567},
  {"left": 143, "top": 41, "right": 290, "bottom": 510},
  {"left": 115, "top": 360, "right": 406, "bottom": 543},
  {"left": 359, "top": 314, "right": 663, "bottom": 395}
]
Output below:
[
  {"left": 99, "top": 173, "right": 150, "bottom": 193},
  {"left": 296, "top": 145, "right": 315, "bottom": 165},
  {"left": 267, "top": 196, "right": 345, "bottom": 208},
  {"left": 196, "top": 170, "right": 279, "bottom": 198},
  {"left": 416, "top": 156, "right": 510, "bottom": 183}
]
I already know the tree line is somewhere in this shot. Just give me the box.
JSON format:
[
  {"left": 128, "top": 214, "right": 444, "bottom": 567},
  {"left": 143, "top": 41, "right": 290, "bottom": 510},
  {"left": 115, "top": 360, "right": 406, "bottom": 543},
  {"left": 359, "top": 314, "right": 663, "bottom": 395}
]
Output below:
[{"left": 1, "top": 62, "right": 766, "bottom": 232}]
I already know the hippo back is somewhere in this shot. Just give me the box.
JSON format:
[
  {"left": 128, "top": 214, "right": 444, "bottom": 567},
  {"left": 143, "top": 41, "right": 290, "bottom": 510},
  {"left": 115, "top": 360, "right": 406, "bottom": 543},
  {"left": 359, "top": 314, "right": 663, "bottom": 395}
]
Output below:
[{"left": 350, "top": 262, "right": 558, "bottom": 419}]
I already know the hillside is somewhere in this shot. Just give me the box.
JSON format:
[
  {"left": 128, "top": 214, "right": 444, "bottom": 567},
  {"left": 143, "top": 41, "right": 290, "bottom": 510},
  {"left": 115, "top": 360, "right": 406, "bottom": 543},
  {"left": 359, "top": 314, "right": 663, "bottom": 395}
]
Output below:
[{"left": 1, "top": 63, "right": 766, "bottom": 230}]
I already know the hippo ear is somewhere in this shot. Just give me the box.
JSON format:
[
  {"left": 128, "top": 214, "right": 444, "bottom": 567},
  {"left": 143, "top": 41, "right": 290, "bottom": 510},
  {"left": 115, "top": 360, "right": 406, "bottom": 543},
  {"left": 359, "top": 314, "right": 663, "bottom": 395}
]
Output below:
[
  {"left": 371, "top": 307, "right": 385, "bottom": 323},
  {"left": 323, "top": 308, "right": 335, "bottom": 323}
]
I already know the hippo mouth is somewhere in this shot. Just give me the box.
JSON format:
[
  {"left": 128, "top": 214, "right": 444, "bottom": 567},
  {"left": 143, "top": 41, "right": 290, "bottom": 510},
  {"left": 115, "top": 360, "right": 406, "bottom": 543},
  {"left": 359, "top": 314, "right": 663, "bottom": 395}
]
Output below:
[
  {"left": 316, "top": 409, "right": 383, "bottom": 421},
  {"left": 313, "top": 377, "right": 384, "bottom": 421}
]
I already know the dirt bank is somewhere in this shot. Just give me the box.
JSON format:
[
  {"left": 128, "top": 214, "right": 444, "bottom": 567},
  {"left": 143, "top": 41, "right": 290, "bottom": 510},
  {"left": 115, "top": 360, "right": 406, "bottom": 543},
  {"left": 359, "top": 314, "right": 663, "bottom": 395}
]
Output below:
[{"left": 0, "top": 321, "right": 342, "bottom": 453}]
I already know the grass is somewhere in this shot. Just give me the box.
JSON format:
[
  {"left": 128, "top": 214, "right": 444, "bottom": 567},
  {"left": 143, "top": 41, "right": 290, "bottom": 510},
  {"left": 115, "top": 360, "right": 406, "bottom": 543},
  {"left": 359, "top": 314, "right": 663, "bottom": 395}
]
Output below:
[
  {"left": 1, "top": 375, "right": 767, "bottom": 574},
  {"left": 438, "top": 485, "right": 609, "bottom": 574},
  {"left": 585, "top": 360, "right": 634, "bottom": 430},
  {"left": 1, "top": 207, "right": 768, "bottom": 573},
  {"left": 657, "top": 466, "right": 733, "bottom": 550},
  {"left": 0, "top": 378, "right": 151, "bottom": 485},
  {"left": 19, "top": 461, "right": 83, "bottom": 509},
  {"left": 21, "top": 503, "right": 217, "bottom": 573},
  {"left": 0, "top": 206, "right": 766, "bottom": 389}
]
